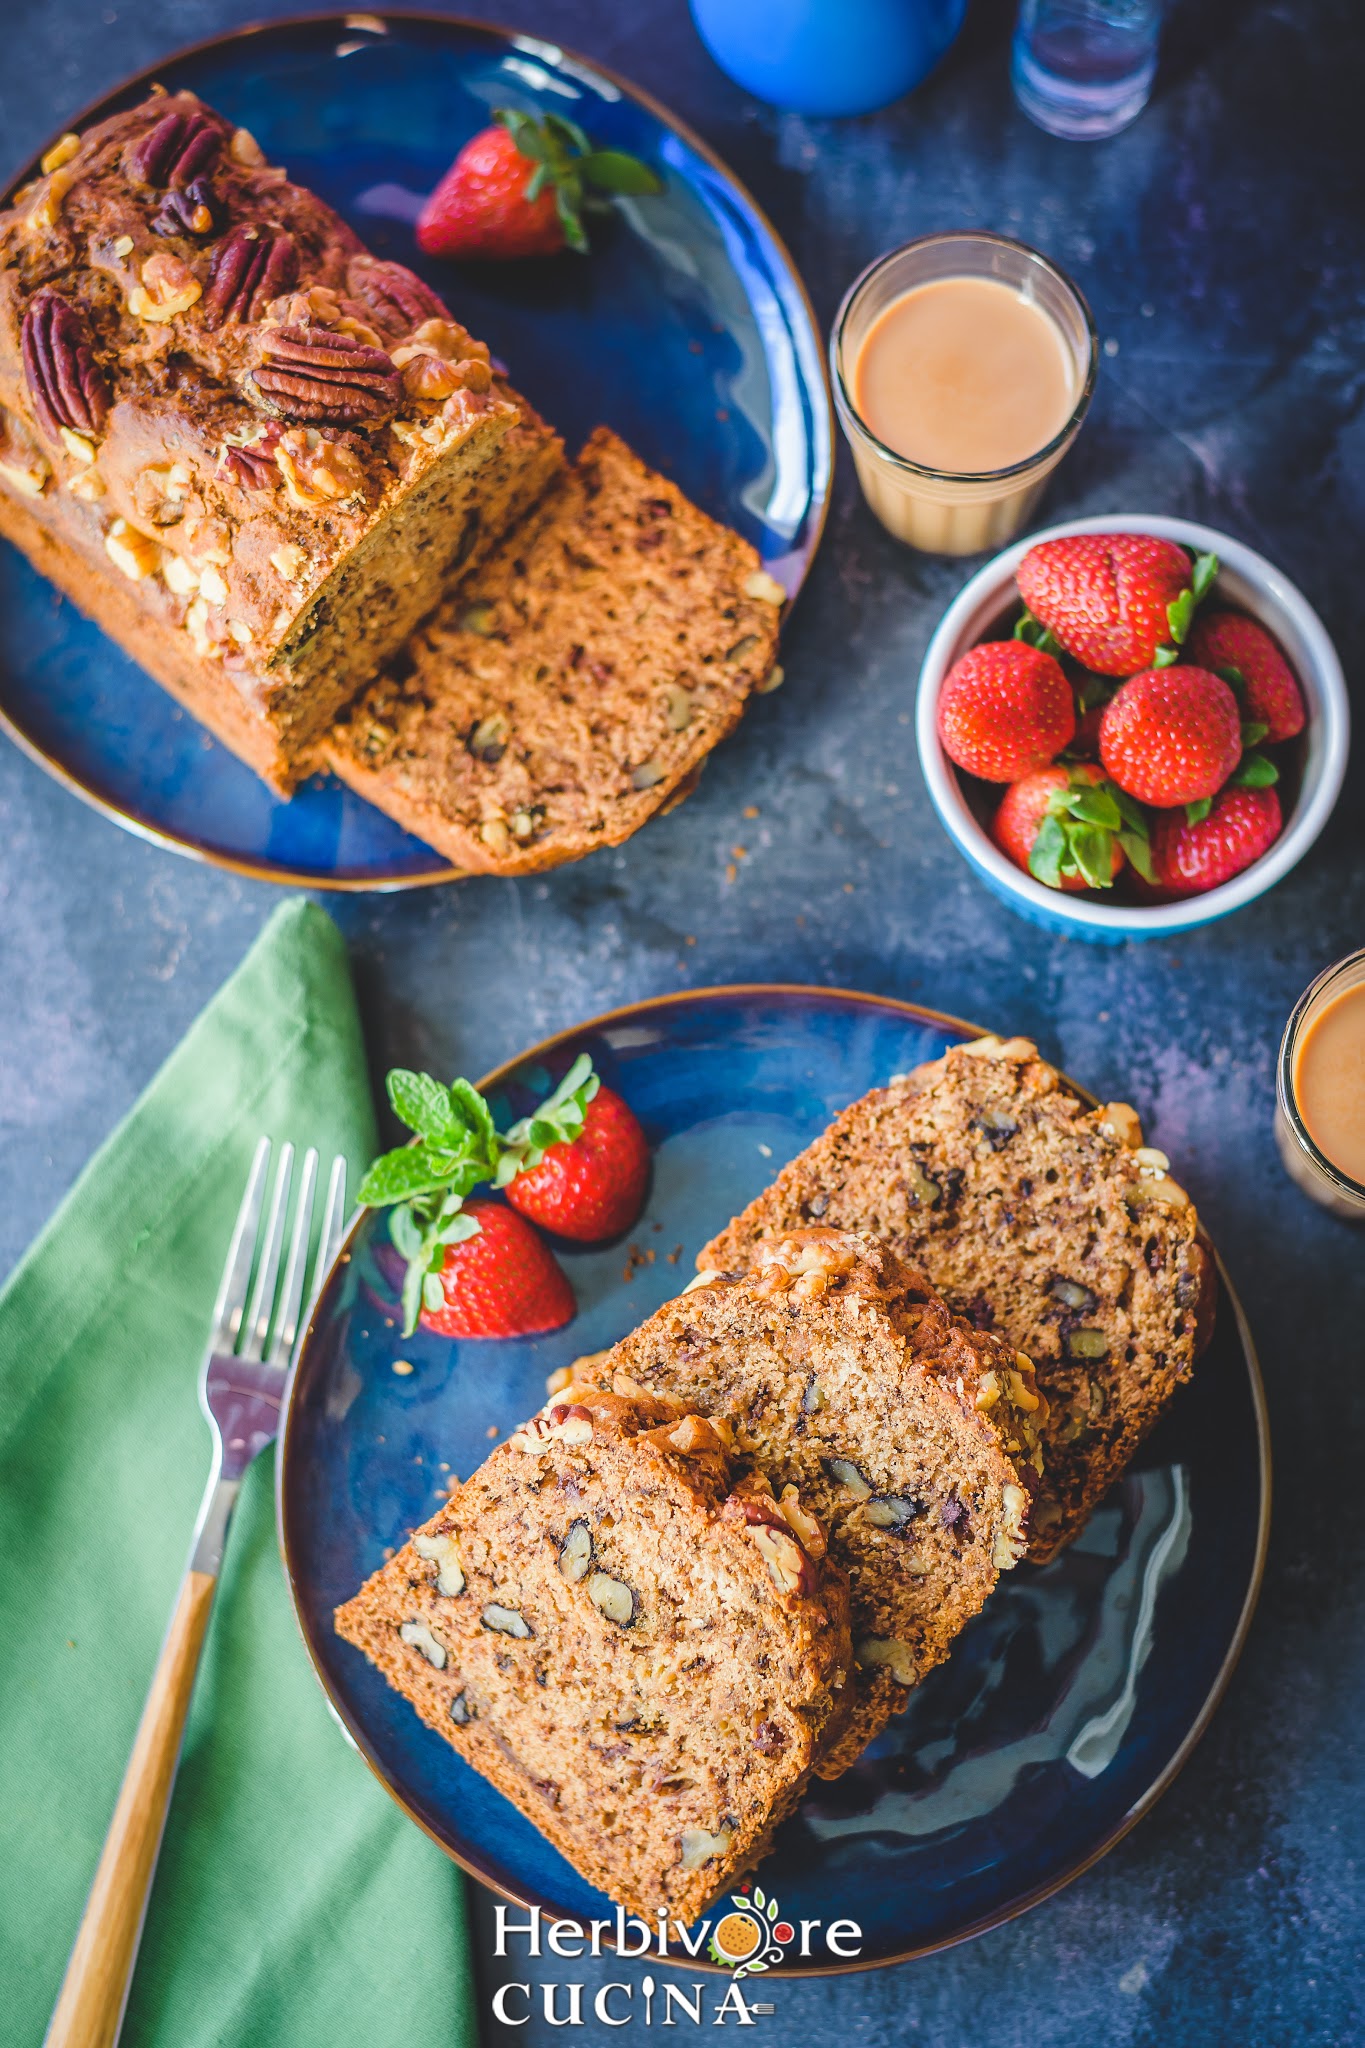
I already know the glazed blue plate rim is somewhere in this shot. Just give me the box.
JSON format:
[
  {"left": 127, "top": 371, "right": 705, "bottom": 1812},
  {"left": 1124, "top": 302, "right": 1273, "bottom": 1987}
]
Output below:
[
  {"left": 276, "top": 983, "right": 1271, "bottom": 1972},
  {"left": 0, "top": 12, "right": 834, "bottom": 891}
]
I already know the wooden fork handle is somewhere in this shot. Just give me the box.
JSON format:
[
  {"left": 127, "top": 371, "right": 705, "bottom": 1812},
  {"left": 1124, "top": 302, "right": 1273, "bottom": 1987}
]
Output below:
[{"left": 45, "top": 1569, "right": 217, "bottom": 2048}]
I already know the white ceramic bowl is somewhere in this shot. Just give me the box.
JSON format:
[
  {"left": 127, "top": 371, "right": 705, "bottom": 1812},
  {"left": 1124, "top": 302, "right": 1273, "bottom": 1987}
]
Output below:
[{"left": 916, "top": 514, "right": 1350, "bottom": 942}]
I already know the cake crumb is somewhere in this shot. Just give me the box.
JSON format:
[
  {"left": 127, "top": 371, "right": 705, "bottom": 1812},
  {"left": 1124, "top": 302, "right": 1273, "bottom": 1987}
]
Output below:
[
  {"left": 743, "top": 805, "right": 759, "bottom": 819},
  {"left": 392, "top": 1358, "right": 414, "bottom": 1376},
  {"left": 486, "top": 1424, "right": 499, "bottom": 1439},
  {"left": 668, "top": 1244, "right": 683, "bottom": 1264}
]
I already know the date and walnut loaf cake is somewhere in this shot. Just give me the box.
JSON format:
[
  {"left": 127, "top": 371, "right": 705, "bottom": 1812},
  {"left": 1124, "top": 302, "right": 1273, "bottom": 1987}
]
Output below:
[
  {"left": 0, "top": 89, "right": 562, "bottom": 789},
  {"left": 335, "top": 1384, "right": 850, "bottom": 1919},
  {"left": 700, "top": 1036, "right": 1216, "bottom": 1564},
  {"left": 561, "top": 1229, "right": 1047, "bottom": 1776},
  {"left": 323, "top": 427, "right": 786, "bottom": 875}
]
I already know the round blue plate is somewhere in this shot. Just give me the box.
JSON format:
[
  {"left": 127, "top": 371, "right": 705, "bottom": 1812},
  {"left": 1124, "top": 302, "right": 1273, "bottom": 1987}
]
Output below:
[
  {"left": 279, "top": 986, "right": 1269, "bottom": 1970},
  {"left": 0, "top": 16, "right": 831, "bottom": 889}
]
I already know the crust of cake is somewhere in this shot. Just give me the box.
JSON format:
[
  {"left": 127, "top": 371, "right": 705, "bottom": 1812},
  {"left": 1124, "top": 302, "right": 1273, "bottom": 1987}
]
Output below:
[
  {"left": 700, "top": 1038, "right": 1214, "bottom": 1563},
  {"left": 567, "top": 1230, "right": 1046, "bottom": 1775},
  {"left": 335, "top": 1387, "right": 850, "bottom": 1919},
  {"left": 323, "top": 427, "right": 784, "bottom": 872}
]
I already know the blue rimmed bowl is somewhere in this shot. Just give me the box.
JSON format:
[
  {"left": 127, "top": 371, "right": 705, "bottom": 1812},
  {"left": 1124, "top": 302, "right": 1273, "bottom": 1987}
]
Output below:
[{"left": 915, "top": 515, "right": 1350, "bottom": 943}]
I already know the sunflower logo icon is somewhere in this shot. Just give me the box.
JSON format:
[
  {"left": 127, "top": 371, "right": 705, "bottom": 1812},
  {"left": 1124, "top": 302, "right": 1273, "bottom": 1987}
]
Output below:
[{"left": 707, "top": 1885, "right": 794, "bottom": 1978}]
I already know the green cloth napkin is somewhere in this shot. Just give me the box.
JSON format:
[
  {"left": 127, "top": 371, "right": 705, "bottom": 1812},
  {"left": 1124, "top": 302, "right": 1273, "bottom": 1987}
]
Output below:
[{"left": 0, "top": 899, "right": 477, "bottom": 2047}]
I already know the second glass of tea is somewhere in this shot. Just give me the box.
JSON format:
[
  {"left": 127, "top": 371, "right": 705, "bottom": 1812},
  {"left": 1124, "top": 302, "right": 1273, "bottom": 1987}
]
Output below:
[{"left": 831, "top": 231, "right": 1097, "bottom": 556}]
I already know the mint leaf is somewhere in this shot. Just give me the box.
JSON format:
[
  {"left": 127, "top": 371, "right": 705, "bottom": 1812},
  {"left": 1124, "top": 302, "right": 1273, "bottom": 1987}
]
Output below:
[
  {"left": 1233, "top": 752, "right": 1279, "bottom": 788},
  {"left": 1185, "top": 797, "right": 1213, "bottom": 827},
  {"left": 1190, "top": 552, "right": 1219, "bottom": 602},
  {"left": 387, "top": 1068, "right": 458, "bottom": 1142},
  {"left": 358, "top": 1143, "right": 464, "bottom": 1207},
  {"left": 579, "top": 149, "right": 664, "bottom": 196},
  {"left": 447, "top": 1078, "right": 499, "bottom": 1159}
]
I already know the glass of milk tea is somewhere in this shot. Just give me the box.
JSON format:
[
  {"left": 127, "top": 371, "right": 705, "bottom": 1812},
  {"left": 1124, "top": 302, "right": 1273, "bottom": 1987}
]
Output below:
[
  {"left": 1276, "top": 949, "right": 1365, "bottom": 1220},
  {"left": 831, "top": 231, "right": 1097, "bottom": 555}
]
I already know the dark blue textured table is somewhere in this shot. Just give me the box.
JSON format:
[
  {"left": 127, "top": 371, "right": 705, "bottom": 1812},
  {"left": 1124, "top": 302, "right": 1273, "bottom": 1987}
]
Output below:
[{"left": 3, "top": 2, "right": 1362, "bottom": 2041}]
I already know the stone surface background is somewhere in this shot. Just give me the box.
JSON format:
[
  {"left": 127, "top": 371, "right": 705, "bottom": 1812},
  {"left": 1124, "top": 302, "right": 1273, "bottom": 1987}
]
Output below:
[{"left": 3, "top": 0, "right": 1362, "bottom": 2039}]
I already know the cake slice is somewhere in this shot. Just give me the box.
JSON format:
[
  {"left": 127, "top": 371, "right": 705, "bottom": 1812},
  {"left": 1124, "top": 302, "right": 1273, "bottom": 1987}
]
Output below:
[
  {"left": 700, "top": 1035, "right": 1216, "bottom": 1563},
  {"left": 0, "top": 90, "right": 562, "bottom": 790},
  {"left": 323, "top": 427, "right": 785, "bottom": 873},
  {"left": 562, "top": 1230, "right": 1047, "bottom": 1776},
  {"left": 335, "top": 1386, "right": 849, "bottom": 1919}
]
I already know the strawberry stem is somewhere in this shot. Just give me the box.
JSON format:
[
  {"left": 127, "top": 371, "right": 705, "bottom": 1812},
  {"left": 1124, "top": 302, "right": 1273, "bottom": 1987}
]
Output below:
[{"left": 493, "top": 107, "right": 663, "bottom": 254}]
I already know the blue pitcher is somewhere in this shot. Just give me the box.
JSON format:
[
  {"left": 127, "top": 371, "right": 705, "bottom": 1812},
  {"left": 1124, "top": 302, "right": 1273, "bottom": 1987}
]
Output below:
[{"left": 689, "top": 0, "right": 969, "bottom": 117}]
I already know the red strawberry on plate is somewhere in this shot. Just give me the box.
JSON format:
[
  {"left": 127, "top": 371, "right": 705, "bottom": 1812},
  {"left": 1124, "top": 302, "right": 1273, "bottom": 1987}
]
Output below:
[
  {"left": 417, "top": 108, "right": 662, "bottom": 260},
  {"left": 1099, "top": 665, "right": 1242, "bottom": 807},
  {"left": 937, "top": 642, "right": 1075, "bottom": 782},
  {"left": 1148, "top": 785, "right": 1283, "bottom": 897},
  {"left": 417, "top": 1198, "right": 575, "bottom": 1338},
  {"left": 1017, "top": 533, "right": 1217, "bottom": 676},
  {"left": 504, "top": 1082, "right": 649, "bottom": 1241},
  {"left": 1186, "top": 609, "right": 1306, "bottom": 743},
  {"left": 992, "top": 763, "right": 1148, "bottom": 892}
]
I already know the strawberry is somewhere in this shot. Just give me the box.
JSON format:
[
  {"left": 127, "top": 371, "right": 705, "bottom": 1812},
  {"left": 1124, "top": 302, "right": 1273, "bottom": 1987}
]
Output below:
[
  {"left": 1186, "top": 609, "right": 1306, "bottom": 743},
  {"left": 1099, "top": 666, "right": 1242, "bottom": 807},
  {"left": 992, "top": 764, "right": 1148, "bottom": 892},
  {"left": 357, "top": 1053, "right": 650, "bottom": 1333},
  {"left": 1017, "top": 534, "right": 1217, "bottom": 676},
  {"left": 417, "top": 1198, "right": 575, "bottom": 1338},
  {"left": 1148, "top": 785, "right": 1283, "bottom": 897},
  {"left": 417, "top": 108, "right": 662, "bottom": 260},
  {"left": 503, "top": 1084, "right": 649, "bottom": 1241},
  {"left": 937, "top": 642, "right": 1075, "bottom": 782}
]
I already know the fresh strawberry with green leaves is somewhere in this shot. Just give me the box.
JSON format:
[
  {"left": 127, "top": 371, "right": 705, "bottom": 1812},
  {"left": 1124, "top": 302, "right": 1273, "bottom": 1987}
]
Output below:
[
  {"left": 1098, "top": 664, "right": 1243, "bottom": 808},
  {"left": 937, "top": 641, "right": 1075, "bottom": 782},
  {"left": 1017, "top": 534, "right": 1218, "bottom": 676},
  {"left": 417, "top": 108, "right": 663, "bottom": 260},
  {"left": 1147, "top": 784, "right": 1283, "bottom": 898},
  {"left": 408, "top": 1197, "right": 575, "bottom": 1338},
  {"left": 498, "top": 1061, "right": 650, "bottom": 1241},
  {"left": 357, "top": 1055, "right": 649, "bottom": 1334},
  {"left": 992, "top": 763, "right": 1152, "bottom": 892},
  {"left": 1186, "top": 609, "right": 1306, "bottom": 743}
]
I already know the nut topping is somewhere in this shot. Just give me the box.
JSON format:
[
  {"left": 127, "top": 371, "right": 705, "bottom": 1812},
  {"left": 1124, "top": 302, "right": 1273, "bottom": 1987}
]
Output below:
[
  {"left": 398, "top": 1617, "right": 447, "bottom": 1668},
  {"left": 743, "top": 569, "right": 786, "bottom": 606},
  {"left": 346, "top": 255, "right": 450, "bottom": 333},
  {"left": 993, "top": 1483, "right": 1030, "bottom": 1568},
  {"left": 1063, "top": 1326, "right": 1110, "bottom": 1362},
  {"left": 215, "top": 422, "right": 283, "bottom": 492},
  {"left": 274, "top": 427, "right": 365, "bottom": 511},
  {"left": 449, "top": 1689, "right": 474, "bottom": 1725},
  {"left": 202, "top": 227, "right": 300, "bottom": 328},
  {"left": 249, "top": 325, "right": 401, "bottom": 428},
  {"left": 586, "top": 1572, "right": 637, "bottom": 1628},
  {"left": 481, "top": 1603, "right": 532, "bottom": 1638},
  {"left": 151, "top": 177, "right": 220, "bottom": 239},
  {"left": 40, "top": 133, "right": 80, "bottom": 176},
  {"left": 229, "top": 126, "right": 266, "bottom": 167},
  {"left": 128, "top": 252, "right": 202, "bottom": 324},
  {"left": 127, "top": 104, "right": 222, "bottom": 190},
  {"left": 1098, "top": 1101, "right": 1143, "bottom": 1149},
  {"left": 104, "top": 519, "right": 160, "bottom": 581},
  {"left": 776, "top": 1484, "right": 825, "bottom": 1558},
  {"left": 467, "top": 713, "right": 508, "bottom": 764},
  {"left": 679, "top": 1826, "right": 733, "bottom": 1871},
  {"left": 0, "top": 406, "right": 51, "bottom": 498},
  {"left": 748, "top": 1522, "right": 809, "bottom": 1595},
  {"left": 132, "top": 461, "right": 192, "bottom": 527},
  {"left": 1049, "top": 1276, "right": 1097, "bottom": 1313},
  {"left": 413, "top": 1528, "right": 466, "bottom": 1597},
  {"left": 21, "top": 291, "right": 109, "bottom": 443},
  {"left": 558, "top": 1520, "right": 593, "bottom": 1583}
]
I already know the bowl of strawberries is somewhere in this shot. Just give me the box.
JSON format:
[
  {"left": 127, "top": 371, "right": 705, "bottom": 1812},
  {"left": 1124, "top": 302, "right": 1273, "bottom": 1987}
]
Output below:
[{"left": 916, "top": 516, "right": 1349, "bottom": 940}]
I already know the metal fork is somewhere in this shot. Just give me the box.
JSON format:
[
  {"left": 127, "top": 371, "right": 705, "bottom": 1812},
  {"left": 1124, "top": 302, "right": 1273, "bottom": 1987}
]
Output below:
[{"left": 45, "top": 1139, "right": 348, "bottom": 2048}]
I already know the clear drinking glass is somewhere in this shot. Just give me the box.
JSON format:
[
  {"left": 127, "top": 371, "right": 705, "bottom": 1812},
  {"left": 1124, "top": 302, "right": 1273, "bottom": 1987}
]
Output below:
[
  {"left": 1012, "top": 0, "right": 1162, "bottom": 141},
  {"left": 1275, "top": 949, "right": 1365, "bottom": 1221},
  {"left": 830, "top": 232, "right": 1097, "bottom": 557}
]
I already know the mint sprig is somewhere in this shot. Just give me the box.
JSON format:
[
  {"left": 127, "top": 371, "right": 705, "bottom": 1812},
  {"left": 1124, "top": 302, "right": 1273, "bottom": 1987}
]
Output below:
[
  {"left": 358, "top": 1055, "right": 602, "bottom": 1334},
  {"left": 495, "top": 108, "right": 663, "bottom": 255}
]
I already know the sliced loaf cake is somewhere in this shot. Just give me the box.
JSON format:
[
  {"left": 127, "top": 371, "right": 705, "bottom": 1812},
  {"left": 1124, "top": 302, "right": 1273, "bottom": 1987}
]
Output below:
[
  {"left": 700, "top": 1036, "right": 1216, "bottom": 1562},
  {"left": 564, "top": 1230, "right": 1047, "bottom": 1776},
  {"left": 335, "top": 1385, "right": 849, "bottom": 1919},
  {"left": 323, "top": 426, "right": 785, "bottom": 873}
]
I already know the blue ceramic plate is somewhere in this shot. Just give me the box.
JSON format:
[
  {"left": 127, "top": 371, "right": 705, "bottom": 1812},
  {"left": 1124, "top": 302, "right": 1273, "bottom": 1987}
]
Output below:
[
  {"left": 279, "top": 986, "right": 1268, "bottom": 1970},
  {"left": 0, "top": 16, "right": 831, "bottom": 889}
]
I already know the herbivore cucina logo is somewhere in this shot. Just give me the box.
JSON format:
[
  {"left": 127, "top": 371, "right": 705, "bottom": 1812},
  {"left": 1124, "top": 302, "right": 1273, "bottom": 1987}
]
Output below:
[{"left": 490, "top": 1892, "right": 863, "bottom": 2026}]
